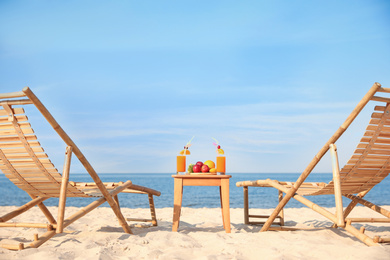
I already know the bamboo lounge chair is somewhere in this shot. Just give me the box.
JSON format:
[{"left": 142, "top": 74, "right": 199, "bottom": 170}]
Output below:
[
  {"left": 236, "top": 82, "right": 390, "bottom": 246},
  {"left": 0, "top": 87, "right": 161, "bottom": 250}
]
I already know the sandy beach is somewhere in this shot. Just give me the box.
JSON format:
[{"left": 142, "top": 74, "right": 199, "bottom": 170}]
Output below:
[{"left": 0, "top": 205, "right": 389, "bottom": 259}]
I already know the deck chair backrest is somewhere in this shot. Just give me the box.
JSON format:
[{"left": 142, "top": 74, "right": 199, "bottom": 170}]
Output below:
[
  {"left": 307, "top": 103, "right": 390, "bottom": 196},
  {"left": 0, "top": 105, "right": 88, "bottom": 198}
]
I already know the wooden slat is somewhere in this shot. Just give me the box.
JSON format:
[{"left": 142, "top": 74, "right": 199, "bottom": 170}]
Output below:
[
  {"left": 0, "top": 115, "right": 28, "bottom": 123},
  {"left": 0, "top": 122, "right": 30, "bottom": 130},
  {"left": 371, "top": 112, "right": 385, "bottom": 119},
  {"left": 366, "top": 125, "right": 390, "bottom": 132},
  {"left": 3, "top": 168, "right": 59, "bottom": 174},
  {"left": 0, "top": 99, "right": 32, "bottom": 106},
  {"left": 378, "top": 132, "right": 390, "bottom": 138},
  {"left": 12, "top": 182, "right": 62, "bottom": 188},
  {"left": 357, "top": 143, "right": 390, "bottom": 150},
  {"left": 377, "top": 87, "right": 390, "bottom": 93},
  {"left": 0, "top": 91, "right": 26, "bottom": 99},
  {"left": 0, "top": 147, "right": 44, "bottom": 154},
  {"left": 350, "top": 155, "right": 388, "bottom": 160},
  {"left": 354, "top": 149, "right": 390, "bottom": 155},
  {"left": 5, "top": 153, "right": 48, "bottom": 159},
  {"left": 343, "top": 165, "right": 382, "bottom": 170},
  {"left": 0, "top": 136, "right": 38, "bottom": 143},
  {"left": 361, "top": 137, "right": 390, "bottom": 144},
  {"left": 372, "top": 138, "right": 390, "bottom": 144},
  {"left": 369, "top": 118, "right": 381, "bottom": 125},
  {"left": 126, "top": 217, "right": 154, "bottom": 222},
  {"left": 0, "top": 128, "right": 34, "bottom": 135},
  {"left": 369, "top": 118, "right": 390, "bottom": 125},
  {"left": 347, "top": 158, "right": 389, "bottom": 164},
  {"left": 0, "top": 107, "right": 25, "bottom": 116},
  {"left": 374, "top": 105, "right": 387, "bottom": 111},
  {"left": 348, "top": 169, "right": 384, "bottom": 174},
  {"left": 8, "top": 181, "right": 64, "bottom": 187},
  {"left": 362, "top": 131, "right": 390, "bottom": 138},
  {"left": 9, "top": 163, "right": 55, "bottom": 169},
  {"left": 0, "top": 140, "right": 39, "bottom": 147},
  {"left": 371, "top": 96, "right": 390, "bottom": 103},
  {"left": 342, "top": 178, "right": 382, "bottom": 183},
  {"left": 8, "top": 177, "right": 62, "bottom": 182},
  {"left": 13, "top": 185, "right": 84, "bottom": 194},
  {"left": 15, "top": 183, "right": 63, "bottom": 188},
  {"left": 8, "top": 158, "right": 52, "bottom": 163},
  {"left": 18, "top": 172, "right": 61, "bottom": 177},
  {"left": 7, "top": 178, "right": 56, "bottom": 183}
]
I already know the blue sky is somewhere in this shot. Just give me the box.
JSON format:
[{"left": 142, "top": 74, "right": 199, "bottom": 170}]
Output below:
[{"left": 1, "top": 0, "right": 389, "bottom": 174}]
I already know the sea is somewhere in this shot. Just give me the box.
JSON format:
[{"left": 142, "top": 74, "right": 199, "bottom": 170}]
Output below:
[{"left": 1, "top": 173, "right": 389, "bottom": 209}]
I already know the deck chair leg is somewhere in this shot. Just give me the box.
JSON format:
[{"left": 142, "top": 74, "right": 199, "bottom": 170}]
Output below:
[
  {"left": 148, "top": 194, "right": 158, "bottom": 226},
  {"left": 0, "top": 196, "right": 49, "bottom": 222},
  {"left": 243, "top": 186, "right": 249, "bottom": 224},
  {"left": 344, "top": 220, "right": 378, "bottom": 246},
  {"left": 330, "top": 144, "right": 345, "bottom": 227},
  {"left": 114, "top": 195, "right": 120, "bottom": 209},
  {"left": 267, "top": 179, "right": 340, "bottom": 223},
  {"left": 125, "top": 193, "right": 158, "bottom": 226},
  {"left": 27, "top": 194, "right": 57, "bottom": 224},
  {"left": 95, "top": 186, "right": 131, "bottom": 234},
  {"left": 278, "top": 190, "right": 285, "bottom": 226},
  {"left": 344, "top": 194, "right": 390, "bottom": 218},
  {"left": 260, "top": 186, "right": 296, "bottom": 231},
  {"left": 107, "top": 196, "right": 132, "bottom": 234},
  {"left": 342, "top": 189, "right": 370, "bottom": 218},
  {"left": 265, "top": 180, "right": 381, "bottom": 246},
  {"left": 57, "top": 146, "right": 72, "bottom": 233},
  {"left": 242, "top": 186, "right": 284, "bottom": 226},
  {"left": 332, "top": 190, "right": 370, "bottom": 228},
  {"left": 62, "top": 181, "right": 134, "bottom": 232}
]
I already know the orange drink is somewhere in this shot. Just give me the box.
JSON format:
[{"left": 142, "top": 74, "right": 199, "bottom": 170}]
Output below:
[
  {"left": 217, "top": 156, "right": 226, "bottom": 173},
  {"left": 177, "top": 155, "right": 186, "bottom": 172}
]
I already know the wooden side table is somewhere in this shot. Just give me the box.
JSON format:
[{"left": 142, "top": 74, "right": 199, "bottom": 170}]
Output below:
[{"left": 172, "top": 174, "right": 232, "bottom": 233}]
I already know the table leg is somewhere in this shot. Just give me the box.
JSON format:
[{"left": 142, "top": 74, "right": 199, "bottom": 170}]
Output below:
[
  {"left": 219, "top": 186, "right": 226, "bottom": 229},
  {"left": 172, "top": 178, "right": 183, "bottom": 232},
  {"left": 220, "top": 179, "right": 231, "bottom": 233}
]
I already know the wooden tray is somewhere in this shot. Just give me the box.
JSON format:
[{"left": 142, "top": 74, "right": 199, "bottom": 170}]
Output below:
[{"left": 190, "top": 172, "right": 217, "bottom": 175}]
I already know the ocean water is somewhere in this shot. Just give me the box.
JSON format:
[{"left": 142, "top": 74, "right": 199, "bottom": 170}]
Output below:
[{"left": 1, "top": 173, "right": 389, "bottom": 209}]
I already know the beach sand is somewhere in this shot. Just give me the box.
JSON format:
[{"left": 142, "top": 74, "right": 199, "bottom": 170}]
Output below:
[{"left": 0, "top": 206, "right": 390, "bottom": 259}]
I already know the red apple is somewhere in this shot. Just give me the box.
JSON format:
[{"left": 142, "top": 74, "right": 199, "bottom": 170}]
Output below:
[
  {"left": 193, "top": 164, "right": 201, "bottom": 173},
  {"left": 196, "top": 161, "right": 203, "bottom": 167},
  {"left": 201, "top": 164, "right": 209, "bottom": 173}
]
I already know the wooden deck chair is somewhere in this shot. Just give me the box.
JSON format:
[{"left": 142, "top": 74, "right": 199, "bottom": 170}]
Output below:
[
  {"left": 236, "top": 82, "right": 390, "bottom": 246},
  {"left": 0, "top": 87, "right": 161, "bottom": 250}
]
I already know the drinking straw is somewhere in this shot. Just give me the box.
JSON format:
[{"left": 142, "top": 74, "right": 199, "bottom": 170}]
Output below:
[
  {"left": 212, "top": 137, "right": 219, "bottom": 155},
  {"left": 183, "top": 136, "right": 195, "bottom": 155}
]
